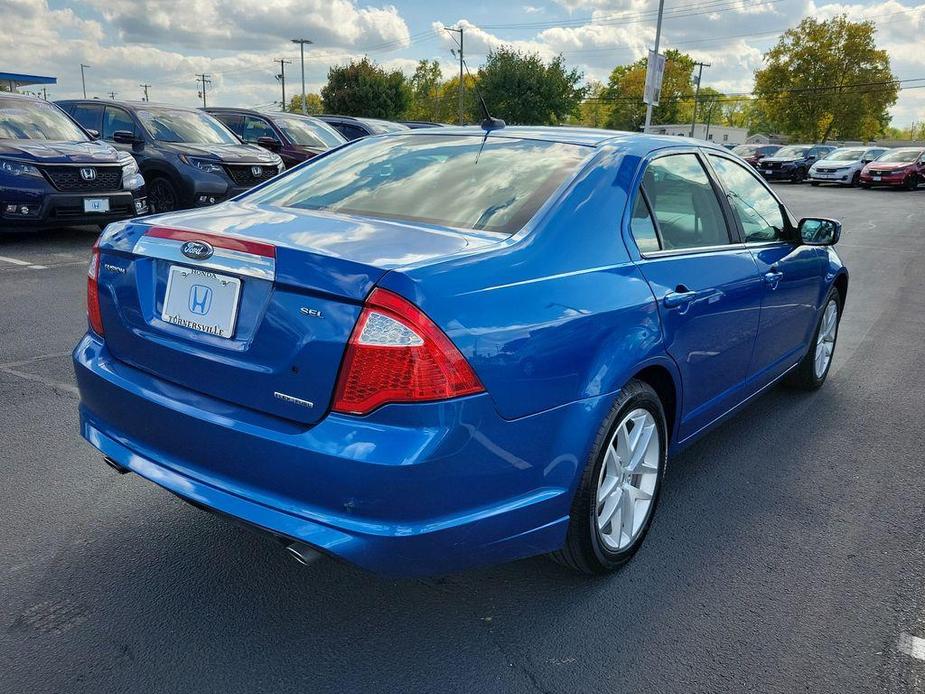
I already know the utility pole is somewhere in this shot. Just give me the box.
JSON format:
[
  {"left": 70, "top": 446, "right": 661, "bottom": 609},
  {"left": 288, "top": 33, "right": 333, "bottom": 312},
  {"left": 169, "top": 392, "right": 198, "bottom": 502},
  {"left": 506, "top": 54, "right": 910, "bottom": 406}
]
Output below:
[
  {"left": 196, "top": 73, "right": 211, "bottom": 108},
  {"left": 42, "top": 87, "right": 49, "bottom": 101},
  {"left": 275, "top": 59, "right": 292, "bottom": 111},
  {"left": 704, "top": 97, "right": 718, "bottom": 142},
  {"left": 689, "top": 61, "right": 711, "bottom": 138},
  {"left": 140, "top": 83, "right": 151, "bottom": 101},
  {"left": 445, "top": 26, "right": 464, "bottom": 125},
  {"left": 107, "top": 91, "right": 117, "bottom": 100},
  {"left": 643, "top": 0, "right": 665, "bottom": 134},
  {"left": 80, "top": 64, "right": 90, "bottom": 99},
  {"left": 292, "top": 39, "right": 312, "bottom": 114}
]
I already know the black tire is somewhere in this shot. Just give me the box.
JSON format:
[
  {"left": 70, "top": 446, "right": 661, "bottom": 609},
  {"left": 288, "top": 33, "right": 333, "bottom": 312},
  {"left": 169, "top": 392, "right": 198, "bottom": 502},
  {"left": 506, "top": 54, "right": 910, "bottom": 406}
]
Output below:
[
  {"left": 551, "top": 380, "right": 668, "bottom": 574},
  {"left": 791, "top": 168, "right": 806, "bottom": 184},
  {"left": 786, "top": 287, "right": 842, "bottom": 390},
  {"left": 810, "top": 181, "right": 820, "bottom": 187},
  {"left": 904, "top": 174, "right": 919, "bottom": 191},
  {"left": 860, "top": 183, "right": 871, "bottom": 189},
  {"left": 147, "top": 175, "right": 180, "bottom": 213},
  {"left": 850, "top": 171, "right": 861, "bottom": 187}
]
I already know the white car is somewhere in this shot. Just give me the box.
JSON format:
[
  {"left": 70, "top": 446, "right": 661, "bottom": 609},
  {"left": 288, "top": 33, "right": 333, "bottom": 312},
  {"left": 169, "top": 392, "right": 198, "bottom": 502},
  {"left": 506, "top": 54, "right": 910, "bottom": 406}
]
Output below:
[{"left": 809, "top": 146, "right": 889, "bottom": 187}]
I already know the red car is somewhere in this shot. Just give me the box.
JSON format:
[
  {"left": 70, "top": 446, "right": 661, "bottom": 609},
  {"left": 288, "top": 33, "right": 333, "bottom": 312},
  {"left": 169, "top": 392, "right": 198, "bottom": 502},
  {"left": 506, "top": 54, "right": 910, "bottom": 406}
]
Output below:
[
  {"left": 731, "top": 143, "right": 782, "bottom": 168},
  {"left": 859, "top": 148, "right": 925, "bottom": 190}
]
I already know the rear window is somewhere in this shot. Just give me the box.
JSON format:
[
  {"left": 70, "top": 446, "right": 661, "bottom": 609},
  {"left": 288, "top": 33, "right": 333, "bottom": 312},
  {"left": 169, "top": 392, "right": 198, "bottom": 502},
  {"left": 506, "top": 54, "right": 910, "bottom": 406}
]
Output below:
[{"left": 246, "top": 134, "right": 590, "bottom": 234}]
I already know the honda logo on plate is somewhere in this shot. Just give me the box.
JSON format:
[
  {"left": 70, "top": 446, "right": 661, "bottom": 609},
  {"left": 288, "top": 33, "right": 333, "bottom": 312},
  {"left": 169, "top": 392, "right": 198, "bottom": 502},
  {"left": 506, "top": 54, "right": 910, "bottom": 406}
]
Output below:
[
  {"left": 80, "top": 167, "right": 97, "bottom": 181},
  {"left": 188, "top": 285, "right": 213, "bottom": 315}
]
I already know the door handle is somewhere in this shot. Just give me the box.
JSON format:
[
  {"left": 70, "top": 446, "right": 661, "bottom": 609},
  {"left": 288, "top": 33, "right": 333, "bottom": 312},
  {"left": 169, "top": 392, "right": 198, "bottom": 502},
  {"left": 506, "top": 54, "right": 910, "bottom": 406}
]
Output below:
[
  {"left": 663, "top": 288, "right": 700, "bottom": 309},
  {"left": 764, "top": 265, "right": 783, "bottom": 290}
]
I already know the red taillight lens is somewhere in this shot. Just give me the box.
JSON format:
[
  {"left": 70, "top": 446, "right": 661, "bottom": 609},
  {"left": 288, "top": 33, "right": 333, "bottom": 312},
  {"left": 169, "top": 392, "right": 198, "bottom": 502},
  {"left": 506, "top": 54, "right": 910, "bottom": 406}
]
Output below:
[
  {"left": 332, "top": 288, "right": 484, "bottom": 415},
  {"left": 87, "top": 239, "right": 104, "bottom": 336}
]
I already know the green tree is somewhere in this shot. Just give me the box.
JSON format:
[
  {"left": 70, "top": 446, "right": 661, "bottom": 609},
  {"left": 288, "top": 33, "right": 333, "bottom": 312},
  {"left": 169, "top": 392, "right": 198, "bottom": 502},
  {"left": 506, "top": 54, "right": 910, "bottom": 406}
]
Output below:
[
  {"left": 604, "top": 49, "right": 696, "bottom": 131},
  {"left": 433, "top": 73, "right": 481, "bottom": 124},
  {"left": 320, "top": 57, "right": 409, "bottom": 119},
  {"left": 287, "top": 93, "right": 323, "bottom": 114},
  {"left": 477, "top": 47, "right": 586, "bottom": 125},
  {"left": 570, "top": 81, "right": 613, "bottom": 128},
  {"left": 753, "top": 15, "right": 898, "bottom": 142},
  {"left": 406, "top": 59, "right": 443, "bottom": 121}
]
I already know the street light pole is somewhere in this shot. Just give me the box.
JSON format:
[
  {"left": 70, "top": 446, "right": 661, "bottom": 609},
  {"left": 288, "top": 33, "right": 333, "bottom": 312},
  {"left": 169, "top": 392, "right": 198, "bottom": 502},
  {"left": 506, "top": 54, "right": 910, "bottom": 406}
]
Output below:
[
  {"left": 276, "top": 59, "right": 292, "bottom": 111},
  {"left": 80, "top": 64, "right": 90, "bottom": 99},
  {"left": 292, "top": 38, "right": 313, "bottom": 115},
  {"left": 643, "top": 0, "right": 665, "bottom": 134}
]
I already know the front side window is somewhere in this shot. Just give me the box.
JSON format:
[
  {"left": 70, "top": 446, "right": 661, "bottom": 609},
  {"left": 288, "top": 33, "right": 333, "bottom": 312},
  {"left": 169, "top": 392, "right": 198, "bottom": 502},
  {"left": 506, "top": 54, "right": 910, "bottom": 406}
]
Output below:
[
  {"left": 136, "top": 108, "right": 238, "bottom": 144},
  {"left": 70, "top": 103, "right": 103, "bottom": 132},
  {"left": 0, "top": 98, "right": 87, "bottom": 141},
  {"left": 102, "top": 107, "right": 135, "bottom": 140},
  {"left": 640, "top": 153, "right": 730, "bottom": 250},
  {"left": 246, "top": 134, "right": 590, "bottom": 234},
  {"left": 242, "top": 116, "right": 275, "bottom": 142},
  {"left": 709, "top": 155, "right": 786, "bottom": 242}
]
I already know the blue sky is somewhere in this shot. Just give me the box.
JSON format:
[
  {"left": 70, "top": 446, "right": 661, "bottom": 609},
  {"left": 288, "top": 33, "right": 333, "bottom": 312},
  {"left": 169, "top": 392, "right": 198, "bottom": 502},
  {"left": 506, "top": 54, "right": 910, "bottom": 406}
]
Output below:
[{"left": 3, "top": 0, "right": 924, "bottom": 126}]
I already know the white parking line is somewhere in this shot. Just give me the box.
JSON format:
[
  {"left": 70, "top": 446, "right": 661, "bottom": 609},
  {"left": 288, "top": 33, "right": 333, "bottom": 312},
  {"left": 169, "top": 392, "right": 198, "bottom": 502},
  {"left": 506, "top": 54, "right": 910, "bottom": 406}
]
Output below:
[
  {"left": 898, "top": 633, "right": 925, "bottom": 661},
  {"left": 0, "top": 255, "right": 47, "bottom": 270}
]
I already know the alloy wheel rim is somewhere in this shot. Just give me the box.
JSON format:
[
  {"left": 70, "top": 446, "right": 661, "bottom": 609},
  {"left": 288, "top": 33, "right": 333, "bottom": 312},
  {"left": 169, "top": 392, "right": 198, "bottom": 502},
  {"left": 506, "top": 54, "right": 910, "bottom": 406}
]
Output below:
[
  {"left": 595, "top": 408, "right": 660, "bottom": 551},
  {"left": 814, "top": 300, "right": 839, "bottom": 378}
]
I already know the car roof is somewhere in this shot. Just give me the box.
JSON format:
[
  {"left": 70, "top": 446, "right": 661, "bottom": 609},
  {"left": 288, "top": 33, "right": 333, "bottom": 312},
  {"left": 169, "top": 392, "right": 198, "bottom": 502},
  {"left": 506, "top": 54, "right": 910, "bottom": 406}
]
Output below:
[
  {"left": 56, "top": 99, "right": 199, "bottom": 113},
  {"left": 0, "top": 92, "right": 45, "bottom": 103}
]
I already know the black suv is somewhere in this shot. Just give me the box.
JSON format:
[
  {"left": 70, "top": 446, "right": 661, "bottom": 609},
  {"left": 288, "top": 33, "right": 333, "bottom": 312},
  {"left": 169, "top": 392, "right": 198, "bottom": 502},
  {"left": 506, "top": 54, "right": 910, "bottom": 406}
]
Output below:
[
  {"left": 0, "top": 93, "right": 146, "bottom": 231},
  {"left": 756, "top": 144, "right": 837, "bottom": 183},
  {"left": 57, "top": 100, "right": 284, "bottom": 213},
  {"left": 315, "top": 115, "right": 409, "bottom": 141},
  {"left": 205, "top": 108, "right": 346, "bottom": 168}
]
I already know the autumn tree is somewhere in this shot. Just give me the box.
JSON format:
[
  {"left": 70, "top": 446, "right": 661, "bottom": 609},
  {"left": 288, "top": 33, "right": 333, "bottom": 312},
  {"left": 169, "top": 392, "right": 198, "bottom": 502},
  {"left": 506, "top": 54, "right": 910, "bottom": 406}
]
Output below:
[
  {"left": 287, "top": 93, "right": 323, "bottom": 114},
  {"left": 571, "top": 81, "right": 613, "bottom": 128},
  {"left": 754, "top": 15, "right": 898, "bottom": 142},
  {"left": 477, "top": 47, "right": 586, "bottom": 125},
  {"left": 320, "top": 57, "right": 409, "bottom": 119},
  {"left": 604, "top": 49, "right": 695, "bottom": 131}
]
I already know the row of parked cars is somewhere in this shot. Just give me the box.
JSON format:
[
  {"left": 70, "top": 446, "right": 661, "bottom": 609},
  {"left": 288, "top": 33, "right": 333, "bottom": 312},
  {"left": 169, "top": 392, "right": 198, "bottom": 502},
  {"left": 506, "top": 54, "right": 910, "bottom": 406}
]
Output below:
[
  {"left": 732, "top": 142, "right": 925, "bottom": 190},
  {"left": 0, "top": 91, "right": 444, "bottom": 231}
]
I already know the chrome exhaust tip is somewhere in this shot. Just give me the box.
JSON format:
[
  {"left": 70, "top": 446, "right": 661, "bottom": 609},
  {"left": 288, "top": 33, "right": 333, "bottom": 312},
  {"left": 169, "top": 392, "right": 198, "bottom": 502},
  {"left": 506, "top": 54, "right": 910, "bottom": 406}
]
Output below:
[{"left": 285, "top": 542, "right": 323, "bottom": 567}]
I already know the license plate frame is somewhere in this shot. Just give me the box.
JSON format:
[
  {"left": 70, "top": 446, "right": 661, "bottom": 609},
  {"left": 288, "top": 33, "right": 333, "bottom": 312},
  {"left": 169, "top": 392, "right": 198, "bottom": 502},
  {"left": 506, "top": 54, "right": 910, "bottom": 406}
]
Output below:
[
  {"left": 83, "top": 198, "right": 110, "bottom": 213},
  {"left": 161, "top": 265, "right": 242, "bottom": 340},
  {"left": 872, "top": 175, "right": 881, "bottom": 181}
]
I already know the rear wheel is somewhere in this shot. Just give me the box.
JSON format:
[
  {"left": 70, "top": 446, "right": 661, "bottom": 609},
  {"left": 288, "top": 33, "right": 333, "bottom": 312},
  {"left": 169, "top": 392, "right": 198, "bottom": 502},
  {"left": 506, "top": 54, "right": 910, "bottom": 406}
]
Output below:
[
  {"left": 551, "top": 380, "right": 667, "bottom": 574},
  {"left": 787, "top": 288, "right": 842, "bottom": 390},
  {"left": 148, "top": 176, "right": 180, "bottom": 213}
]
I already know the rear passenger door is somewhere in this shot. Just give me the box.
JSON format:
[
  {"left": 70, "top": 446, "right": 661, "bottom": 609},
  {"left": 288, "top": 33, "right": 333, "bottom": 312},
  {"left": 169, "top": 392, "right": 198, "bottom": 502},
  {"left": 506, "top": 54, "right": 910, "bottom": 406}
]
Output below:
[
  {"left": 707, "top": 152, "right": 825, "bottom": 386},
  {"left": 627, "top": 150, "right": 763, "bottom": 441}
]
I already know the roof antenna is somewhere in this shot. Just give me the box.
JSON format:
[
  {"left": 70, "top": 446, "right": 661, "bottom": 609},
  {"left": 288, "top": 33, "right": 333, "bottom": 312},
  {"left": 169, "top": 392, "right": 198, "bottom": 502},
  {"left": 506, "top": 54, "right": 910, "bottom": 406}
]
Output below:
[{"left": 458, "top": 56, "right": 505, "bottom": 132}]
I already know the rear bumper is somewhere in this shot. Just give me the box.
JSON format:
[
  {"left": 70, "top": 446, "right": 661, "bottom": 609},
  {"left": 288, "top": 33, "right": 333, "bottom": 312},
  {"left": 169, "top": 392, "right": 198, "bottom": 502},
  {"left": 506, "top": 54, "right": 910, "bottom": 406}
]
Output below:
[{"left": 73, "top": 334, "right": 594, "bottom": 576}]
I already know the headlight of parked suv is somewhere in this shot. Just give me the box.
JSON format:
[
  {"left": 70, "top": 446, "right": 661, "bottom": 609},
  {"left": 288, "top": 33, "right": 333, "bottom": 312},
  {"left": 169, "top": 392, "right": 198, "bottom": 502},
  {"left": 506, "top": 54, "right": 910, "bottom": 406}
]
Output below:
[
  {"left": 0, "top": 158, "right": 42, "bottom": 178},
  {"left": 119, "top": 154, "right": 139, "bottom": 177},
  {"left": 179, "top": 155, "right": 224, "bottom": 174}
]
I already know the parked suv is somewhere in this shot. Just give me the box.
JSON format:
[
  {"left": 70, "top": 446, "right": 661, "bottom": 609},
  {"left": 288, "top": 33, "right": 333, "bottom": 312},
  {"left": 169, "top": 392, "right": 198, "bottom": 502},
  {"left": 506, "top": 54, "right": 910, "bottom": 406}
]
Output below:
[
  {"left": 57, "top": 100, "right": 284, "bottom": 213},
  {"left": 859, "top": 148, "right": 925, "bottom": 190},
  {"left": 315, "top": 115, "right": 410, "bottom": 141},
  {"left": 205, "top": 108, "right": 345, "bottom": 168},
  {"left": 757, "top": 144, "right": 836, "bottom": 183},
  {"left": 731, "top": 144, "right": 782, "bottom": 168},
  {"left": 808, "top": 146, "right": 888, "bottom": 186},
  {"left": 1, "top": 93, "right": 146, "bottom": 231}
]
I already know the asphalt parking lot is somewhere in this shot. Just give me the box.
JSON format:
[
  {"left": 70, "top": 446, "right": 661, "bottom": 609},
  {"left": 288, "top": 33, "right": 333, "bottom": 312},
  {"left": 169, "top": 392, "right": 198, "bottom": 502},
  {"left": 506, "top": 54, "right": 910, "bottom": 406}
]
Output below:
[{"left": 1, "top": 184, "right": 924, "bottom": 693}]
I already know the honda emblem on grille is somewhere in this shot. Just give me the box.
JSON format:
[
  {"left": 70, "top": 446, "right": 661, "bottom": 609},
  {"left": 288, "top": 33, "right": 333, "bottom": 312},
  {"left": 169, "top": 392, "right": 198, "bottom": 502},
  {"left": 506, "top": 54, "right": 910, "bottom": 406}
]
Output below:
[
  {"left": 251, "top": 165, "right": 263, "bottom": 177},
  {"left": 80, "top": 167, "right": 97, "bottom": 181},
  {"left": 181, "top": 240, "right": 215, "bottom": 260}
]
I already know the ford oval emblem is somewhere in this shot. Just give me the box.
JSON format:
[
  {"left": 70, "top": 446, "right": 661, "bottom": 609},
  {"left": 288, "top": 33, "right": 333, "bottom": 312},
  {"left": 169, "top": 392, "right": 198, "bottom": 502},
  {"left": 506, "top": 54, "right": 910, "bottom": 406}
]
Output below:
[{"left": 181, "top": 240, "right": 214, "bottom": 261}]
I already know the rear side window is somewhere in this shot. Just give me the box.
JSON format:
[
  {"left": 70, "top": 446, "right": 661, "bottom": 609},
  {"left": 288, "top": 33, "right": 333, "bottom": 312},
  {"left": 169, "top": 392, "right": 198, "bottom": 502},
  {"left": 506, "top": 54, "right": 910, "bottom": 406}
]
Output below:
[
  {"left": 641, "top": 154, "right": 730, "bottom": 250},
  {"left": 102, "top": 107, "right": 135, "bottom": 140},
  {"left": 70, "top": 103, "right": 103, "bottom": 132},
  {"left": 629, "top": 193, "right": 660, "bottom": 253},
  {"left": 247, "top": 134, "right": 589, "bottom": 234},
  {"left": 709, "top": 155, "right": 786, "bottom": 242}
]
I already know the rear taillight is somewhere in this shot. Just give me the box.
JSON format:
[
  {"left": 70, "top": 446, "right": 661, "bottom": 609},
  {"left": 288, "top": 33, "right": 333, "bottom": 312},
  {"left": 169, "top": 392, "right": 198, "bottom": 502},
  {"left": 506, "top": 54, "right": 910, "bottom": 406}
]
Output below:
[
  {"left": 332, "top": 288, "right": 484, "bottom": 415},
  {"left": 87, "top": 239, "right": 104, "bottom": 336}
]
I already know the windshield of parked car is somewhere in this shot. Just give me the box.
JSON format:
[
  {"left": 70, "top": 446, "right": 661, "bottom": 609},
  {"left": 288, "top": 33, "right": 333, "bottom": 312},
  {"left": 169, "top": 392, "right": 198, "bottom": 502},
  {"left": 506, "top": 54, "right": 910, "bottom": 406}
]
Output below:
[
  {"left": 358, "top": 118, "right": 410, "bottom": 134},
  {"left": 271, "top": 115, "right": 345, "bottom": 149},
  {"left": 825, "top": 149, "right": 865, "bottom": 161},
  {"left": 875, "top": 148, "right": 923, "bottom": 163},
  {"left": 732, "top": 145, "right": 759, "bottom": 156},
  {"left": 247, "top": 134, "right": 590, "bottom": 234},
  {"left": 137, "top": 107, "right": 239, "bottom": 144},
  {"left": 774, "top": 146, "right": 808, "bottom": 158},
  {"left": 0, "top": 98, "right": 87, "bottom": 141}
]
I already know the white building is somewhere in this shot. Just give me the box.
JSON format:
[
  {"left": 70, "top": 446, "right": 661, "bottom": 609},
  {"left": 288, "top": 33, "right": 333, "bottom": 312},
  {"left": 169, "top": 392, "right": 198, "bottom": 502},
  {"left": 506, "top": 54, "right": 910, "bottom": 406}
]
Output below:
[{"left": 645, "top": 123, "right": 748, "bottom": 146}]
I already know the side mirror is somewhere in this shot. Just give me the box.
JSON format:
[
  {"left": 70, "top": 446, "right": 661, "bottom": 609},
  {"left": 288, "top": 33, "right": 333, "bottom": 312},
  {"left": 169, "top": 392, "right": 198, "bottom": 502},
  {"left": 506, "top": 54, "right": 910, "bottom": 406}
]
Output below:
[
  {"left": 256, "top": 136, "right": 282, "bottom": 153},
  {"left": 113, "top": 130, "right": 145, "bottom": 152},
  {"left": 86, "top": 128, "right": 100, "bottom": 140},
  {"left": 799, "top": 217, "right": 841, "bottom": 246}
]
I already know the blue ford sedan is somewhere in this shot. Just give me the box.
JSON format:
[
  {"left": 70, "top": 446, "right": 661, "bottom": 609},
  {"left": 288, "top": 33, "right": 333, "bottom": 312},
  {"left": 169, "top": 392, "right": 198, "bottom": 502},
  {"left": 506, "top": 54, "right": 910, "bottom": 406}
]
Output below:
[{"left": 73, "top": 127, "right": 847, "bottom": 576}]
